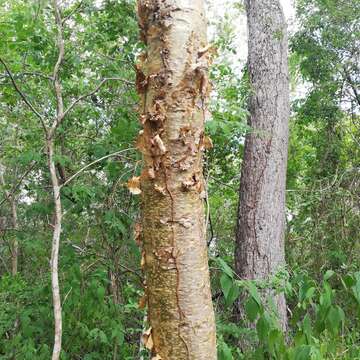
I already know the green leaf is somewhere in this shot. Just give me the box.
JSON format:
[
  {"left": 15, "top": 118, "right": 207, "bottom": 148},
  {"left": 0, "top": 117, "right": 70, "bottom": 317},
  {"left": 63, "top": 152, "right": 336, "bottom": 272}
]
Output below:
[
  {"left": 244, "top": 296, "right": 260, "bottom": 322},
  {"left": 97, "top": 286, "right": 105, "bottom": 300},
  {"left": 305, "top": 287, "right": 315, "bottom": 300},
  {"left": 98, "top": 330, "right": 108, "bottom": 344},
  {"left": 342, "top": 274, "right": 355, "bottom": 289},
  {"left": 247, "top": 282, "right": 262, "bottom": 307},
  {"left": 218, "top": 342, "right": 233, "bottom": 360},
  {"left": 217, "top": 258, "right": 234, "bottom": 278},
  {"left": 351, "top": 272, "right": 360, "bottom": 304},
  {"left": 268, "top": 329, "right": 284, "bottom": 353},
  {"left": 326, "top": 305, "right": 344, "bottom": 335},
  {"left": 324, "top": 270, "right": 335, "bottom": 281},
  {"left": 254, "top": 347, "right": 265, "bottom": 360},
  {"left": 302, "top": 314, "right": 312, "bottom": 342},
  {"left": 293, "top": 345, "right": 312, "bottom": 360},
  {"left": 220, "top": 274, "right": 232, "bottom": 300},
  {"left": 225, "top": 283, "right": 240, "bottom": 307},
  {"left": 111, "top": 325, "right": 124, "bottom": 345},
  {"left": 256, "top": 314, "right": 270, "bottom": 342}
]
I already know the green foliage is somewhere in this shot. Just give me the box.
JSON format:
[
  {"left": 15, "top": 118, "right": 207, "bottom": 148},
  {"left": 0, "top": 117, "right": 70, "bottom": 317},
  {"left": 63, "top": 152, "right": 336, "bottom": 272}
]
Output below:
[{"left": 215, "top": 262, "right": 360, "bottom": 359}]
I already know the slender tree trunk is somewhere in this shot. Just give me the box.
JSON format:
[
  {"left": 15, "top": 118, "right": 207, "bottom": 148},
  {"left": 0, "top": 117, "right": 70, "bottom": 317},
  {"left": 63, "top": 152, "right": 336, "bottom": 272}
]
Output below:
[
  {"left": 137, "top": 0, "right": 217, "bottom": 358},
  {"left": 48, "top": 138, "right": 63, "bottom": 360},
  {"left": 0, "top": 165, "right": 19, "bottom": 275},
  {"left": 50, "top": 2, "right": 65, "bottom": 358},
  {"left": 10, "top": 199, "right": 18, "bottom": 275},
  {"left": 235, "top": 0, "right": 290, "bottom": 329}
]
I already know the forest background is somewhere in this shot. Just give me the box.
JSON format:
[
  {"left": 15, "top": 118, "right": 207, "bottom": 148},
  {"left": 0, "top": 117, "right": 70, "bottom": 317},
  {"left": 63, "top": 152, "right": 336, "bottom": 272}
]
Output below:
[{"left": 0, "top": 0, "right": 359, "bottom": 359}]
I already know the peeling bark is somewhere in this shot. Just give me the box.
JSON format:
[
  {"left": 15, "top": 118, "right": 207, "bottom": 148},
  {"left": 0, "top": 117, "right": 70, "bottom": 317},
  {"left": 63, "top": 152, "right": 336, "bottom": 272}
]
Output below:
[
  {"left": 136, "top": 0, "right": 217, "bottom": 358},
  {"left": 235, "top": 0, "right": 290, "bottom": 329}
]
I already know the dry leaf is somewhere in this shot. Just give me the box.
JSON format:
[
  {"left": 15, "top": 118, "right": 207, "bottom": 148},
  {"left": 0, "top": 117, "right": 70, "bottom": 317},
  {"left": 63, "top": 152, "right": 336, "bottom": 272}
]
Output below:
[
  {"left": 138, "top": 295, "right": 146, "bottom": 309},
  {"left": 199, "top": 190, "right": 207, "bottom": 199},
  {"left": 141, "top": 251, "right": 146, "bottom": 268},
  {"left": 179, "top": 126, "right": 193, "bottom": 145},
  {"left": 145, "top": 333, "right": 154, "bottom": 350},
  {"left": 152, "top": 134, "right": 167, "bottom": 154},
  {"left": 154, "top": 183, "right": 167, "bottom": 196},
  {"left": 182, "top": 179, "right": 196, "bottom": 190},
  {"left": 127, "top": 176, "right": 141, "bottom": 195},
  {"left": 148, "top": 167, "right": 155, "bottom": 179},
  {"left": 204, "top": 135, "right": 213, "bottom": 149},
  {"left": 134, "top": 222, "right": 142, "bottom": 246},
  {"left": 139, "top": 114, "right": 147, "bottom": 125},
  {"left": 141, "top": 327, "right": 154, "bottom": 350},
  {"left": 198, "top": 44, "right": 212, "bottom": 57},
  {"left": 152, "top": 355, "right": 162, "bottom": 360},
  {"left": 135, "top": 64, "right": 148, "bottom": 94}
]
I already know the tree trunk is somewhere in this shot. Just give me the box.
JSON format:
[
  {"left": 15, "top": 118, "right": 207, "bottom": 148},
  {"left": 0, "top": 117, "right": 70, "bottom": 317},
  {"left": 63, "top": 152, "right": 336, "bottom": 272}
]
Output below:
[
  {"left": 10, "top": 199, "right": 18, "bottom": 275},
  {"left": 47, "top": 138, "right": 63, "bottom": 360},
  {"left": 0, "top": 164, "right": 19, "bottom": 275},
  {"left": 136, "top": 0, "right": 217, "bottom": 358},
  {"left": 235, "top": 0, "right": 290, "bottom": 329}
]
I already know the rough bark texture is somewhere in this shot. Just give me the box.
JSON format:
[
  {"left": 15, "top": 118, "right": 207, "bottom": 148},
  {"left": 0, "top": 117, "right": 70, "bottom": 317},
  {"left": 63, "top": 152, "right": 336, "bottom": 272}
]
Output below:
[
  {"left": 235, "top": 0, "right": 290, "bottom": 329},
  {"left": 137, "top": 0, "right": 217, "bottom": 358}
]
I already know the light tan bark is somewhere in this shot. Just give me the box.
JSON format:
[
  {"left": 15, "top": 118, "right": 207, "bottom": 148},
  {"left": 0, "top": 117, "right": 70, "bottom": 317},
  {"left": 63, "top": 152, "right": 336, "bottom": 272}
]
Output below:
[
  {"left": 50, "top": 1, "right": 65, "bottom": 359},
  {"left": 136, "top": 0, "right": 217, "bottom": 359},
  {"left": 48, "top": 138, "right": 63, "bottom": 360}
]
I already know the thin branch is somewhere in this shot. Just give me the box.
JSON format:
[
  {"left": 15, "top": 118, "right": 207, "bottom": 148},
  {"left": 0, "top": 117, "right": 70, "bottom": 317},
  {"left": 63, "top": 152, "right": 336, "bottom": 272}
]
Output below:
[
  {"left": 62, "top": 287, "right": 73, "bottom": 305},
  {"left": 0, "top": 57, "right": 47, "bottom": 133},
  {"left": 59, "top": 77, "right": 134, "bottom": 126},
  {"left": 60, "top": 148, "right": 135, "bottom": 188},
  {"left": 0, "top": 71, "right": 52, "bottom": 81},
  {"left": 343, "top": 66, "right": 360, "bottom": 107},
  {"left": 207, "top": 211, "right": 215, "bottom": 248},
  {"left": 50, "top": 0, "right": 65, "bottom": 138},
  {"left": 118, "top": 263, "right": 143, "bottom": 280},
  {"left": 208, "top": 175, "right": 238, "bottom": 191},
  {"left": 0, "top": 159, "right": 39, "bottom": 208},
  {"left": 62, "top": 0, "right": 84, "bottom": 25}
]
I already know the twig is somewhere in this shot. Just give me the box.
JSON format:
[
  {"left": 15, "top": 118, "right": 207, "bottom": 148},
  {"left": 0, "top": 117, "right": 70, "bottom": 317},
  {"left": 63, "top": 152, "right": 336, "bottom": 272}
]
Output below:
[
  {"left": 118, "top": 263, "right": 142, "bottom": 280},
  {"left": 343, "top": 66, "right": 360, "bottom": 107},
  {"left": 62, "top": 287, "right": 73, "bottom": 305},
  {"left": 0, "top": 71, "right": 52, "bottom": 81},
  {"left": 62, "top": 0, "right": 84, "bottom": 25},
  {"left": 60, "top": 148, "right": 135, "bottom": 188},
  {"left": 0, "top": 159, "right": 39, "bottom": 208},
  {"left": 49, "top": 0, "right": 65, "bottom": 138},
  {"left": 58, "top": 77, "right": 134, "bottom": 129},
  {"left": 0, "top": 57, "right": 47, "bottom": 133},
  {"left": 209, "top": 175, "right": 238, "bottom": 191}
]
